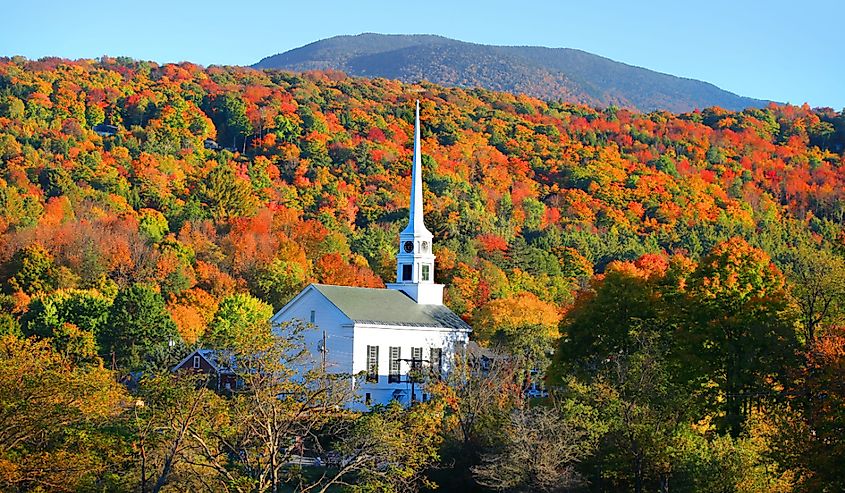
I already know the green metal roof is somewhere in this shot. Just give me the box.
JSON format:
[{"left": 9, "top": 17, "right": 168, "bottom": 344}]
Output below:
[{"left": 312, "top": 284, "right": 471, "bottom": 331}]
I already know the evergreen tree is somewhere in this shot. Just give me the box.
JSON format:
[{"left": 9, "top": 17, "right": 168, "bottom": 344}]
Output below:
[{"left": 102, "top": 284, "right": 178, "bottom": 369}]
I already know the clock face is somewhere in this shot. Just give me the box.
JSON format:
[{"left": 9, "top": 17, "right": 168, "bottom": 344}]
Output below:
[
  {"left": 421, "top": 241, "right": 429, "bottom": 253},
  {"left": 403, "top": 241, "right": 414, "bottom": 253}
]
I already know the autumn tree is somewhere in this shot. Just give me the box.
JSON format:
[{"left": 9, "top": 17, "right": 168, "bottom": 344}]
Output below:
[
  {"left": 769, "top": 327, "right": 845, "bottom": 492},
  {"left": 682, "top": 237, "right": 799, "bottom": 436},
  {"left": 170, "top": 322, "right": 361, "bottom": 492},
  {"left": 473, "top": 291, "right": 561, "bottom": 373},
  {"left": 0, "top": 335, "right": 129, "bottom": 492}
]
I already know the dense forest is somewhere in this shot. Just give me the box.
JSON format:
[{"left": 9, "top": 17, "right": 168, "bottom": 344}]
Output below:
[{"left": 0, "top": 56, "right": 844, "bottom": 492}]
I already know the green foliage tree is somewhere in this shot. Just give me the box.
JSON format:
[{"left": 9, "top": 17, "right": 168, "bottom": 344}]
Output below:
[
  {"left": 137, "top": 208, "right": 169, "bottom": 243},
  {"left": 21, "top": 290, "right": 106, "bottom": 364},
  {"left": 37, "top": 166, "right": 75, "bottom": 199},
  {"left": 5, "top": 244, "right": 59, "bottom": 296},
  {"left": 249, "top": 258, "right": 307, "bottom": 310},
  {"left": 192, "top": 162, "right": 258, "bottom": 220},
  {"left": 23, "top": 289, "right": 112, "bottom": 340},
  {"left": 337, "top": 400, "right": 444, "bottom": 493},
  {"left": 212, "top": 93, "right": 253, "bottom": 150},
  {"left": 0, "top": 313, "right": 22, "bottom": 338},
  {"left": 782, "top": 244, "right": 845, "bottom": 344},
  {"left": 553, "top": 260, "right": 665, "bottom": 380},
  {"left": 0, "top": 94, "right": 25, "bottom": 119},
  {"left": 102, "top": 284, "right": 178, "bottom": 369},
  {"left": 273, "top": 113, "right": 301, "bottom": 143},
  {"left": 565, "top": 330, "right": 694, "bottom": 493},
  {"left": 203, "top": 292, "right": 273, "bottom": 349}
]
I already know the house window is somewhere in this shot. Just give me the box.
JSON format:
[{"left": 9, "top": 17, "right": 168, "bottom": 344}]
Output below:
[
  {"left": 402, "top": 264, "right": 413, "bottom": 281},
  {"left": 365, "top": 392, "right": 372, "bottom": 406},
  {"left": 366, "top": 345, "right": 379, "bottom": 383},
  {"left": 421, "top": 264, "right": 430, "bottom": 281},
  {"left": 430, "top": 348, "right": 442, "bottom": 378},
  {"left": 310, "top": 310, "right": 316, "bottom": 323},
  {"left": 193, "top": 355, "right": 201, "bottom": 369},
  {"left": 389, "top": 347, "right": 401, "bottom": 383}
]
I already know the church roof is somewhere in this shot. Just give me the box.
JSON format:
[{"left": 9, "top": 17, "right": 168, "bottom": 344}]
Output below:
[{"left": 312, "top": 284, "right": 471, "bottom": 331}]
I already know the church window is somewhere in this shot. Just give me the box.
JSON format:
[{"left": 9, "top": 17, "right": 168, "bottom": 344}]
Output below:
[
  {"left": 389, "top": 347, "right": 401, "bottom": 383},
  {"left": 365, "top": 392, "right": 372, "bottom": 406},
  {"left": 193, "top": 355, "right": 201, "bottom": 369},
  {"left": 411, "top": 347, "right": 423, "bottom": 382},
  {"left": 402, "top": 264, "right": 413, "bottom": 281},
  {"left": 430, "top": 347, "right": 442, "bottom": 377},
  {"left": 366, "top": 345, "right": 379, "bottom": 383},
  {"left": 421, "top": 264, "right": 430, "bottom": 281},
  {"left": 309, "top": 310, "right": 315, "bottom": 323}
]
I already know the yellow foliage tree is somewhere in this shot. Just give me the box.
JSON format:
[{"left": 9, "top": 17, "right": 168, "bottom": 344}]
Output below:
[{"left": 474, "top": 292, "right": 561, "bottom": 343}]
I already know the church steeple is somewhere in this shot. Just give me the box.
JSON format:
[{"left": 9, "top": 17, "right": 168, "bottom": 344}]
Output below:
[
  {"left": 402, "top": 100, "right": 432, "bottom": 237},
  {"left": 386, "top": 100, "right": 443, "bottom": 305}
]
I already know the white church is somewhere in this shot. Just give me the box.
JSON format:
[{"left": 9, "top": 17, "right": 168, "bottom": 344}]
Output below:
[{"left": 270, "top": 101, "right": 472, "bottom": 407}]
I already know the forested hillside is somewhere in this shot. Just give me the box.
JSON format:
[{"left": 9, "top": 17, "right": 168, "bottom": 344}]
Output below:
[
  {"left": 253, "top": 33, "right": 771, "bottom": 112},
  {"left": 1, "top": 56, "right": 845, "bottom": 491},
  {"left": 1, "top": 56, "right": 843, "bottom": 323}
]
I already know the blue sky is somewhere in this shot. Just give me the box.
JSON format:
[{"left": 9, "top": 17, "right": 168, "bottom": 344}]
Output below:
[{"left": 1, "top": 0, "right": 842, "bottom": 109}]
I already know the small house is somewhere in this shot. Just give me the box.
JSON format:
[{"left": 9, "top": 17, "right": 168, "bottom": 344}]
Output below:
[{"left": 172, "top": 348, "right": 239, "bottom": 392}]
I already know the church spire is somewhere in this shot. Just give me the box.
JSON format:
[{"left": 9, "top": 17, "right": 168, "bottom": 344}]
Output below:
[
  {"left": 402, "top": 100, "right": 431, "bottom": 236},
  {"left": 386, "top": 99, "right": 443, "bottom": 305}
]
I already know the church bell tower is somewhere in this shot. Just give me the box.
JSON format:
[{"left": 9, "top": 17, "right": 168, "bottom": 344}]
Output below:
[{"left": 386, "top": 101, "right": 444, "bottom": 305}]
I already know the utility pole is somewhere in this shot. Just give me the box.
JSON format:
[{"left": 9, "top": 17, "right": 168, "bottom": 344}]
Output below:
[
  {"left": 399, "top": 356, "right": 429, "bottom": 404},
  {"left": 321, "top": 330, "right": 327, "bottom": 372}
]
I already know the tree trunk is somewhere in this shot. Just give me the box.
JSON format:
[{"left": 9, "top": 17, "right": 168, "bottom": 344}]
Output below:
[
  {"left": 634, "top": 455, "right": 643, "bottom": 493},
  {"left": 659, "top": 473, "right": 669, "bottom": 493}
]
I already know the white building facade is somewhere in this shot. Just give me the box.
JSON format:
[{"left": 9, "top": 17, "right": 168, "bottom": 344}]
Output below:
[{"left": 270, "top": 101, "right": 471, "bottom": 407}]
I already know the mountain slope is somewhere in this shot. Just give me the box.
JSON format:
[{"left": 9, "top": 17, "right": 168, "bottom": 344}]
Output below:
[{"left": 253, "top": 33, "right": 769, "bottom": 113}]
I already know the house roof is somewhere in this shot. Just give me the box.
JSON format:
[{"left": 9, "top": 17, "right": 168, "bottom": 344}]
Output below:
[
  {"left": 93, "top": 123, "right": 118, "bottom": 134},
  {"left": 173, "top": 348, "right": 236, "bottom": 373},
  {"left": 311, "top": 284, "right": 471, "bottom": 331}
]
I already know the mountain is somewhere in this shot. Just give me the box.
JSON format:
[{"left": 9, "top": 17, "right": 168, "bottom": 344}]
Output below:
[{"left": 253, "top": 33, "right": 769, "bottom": 113}]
